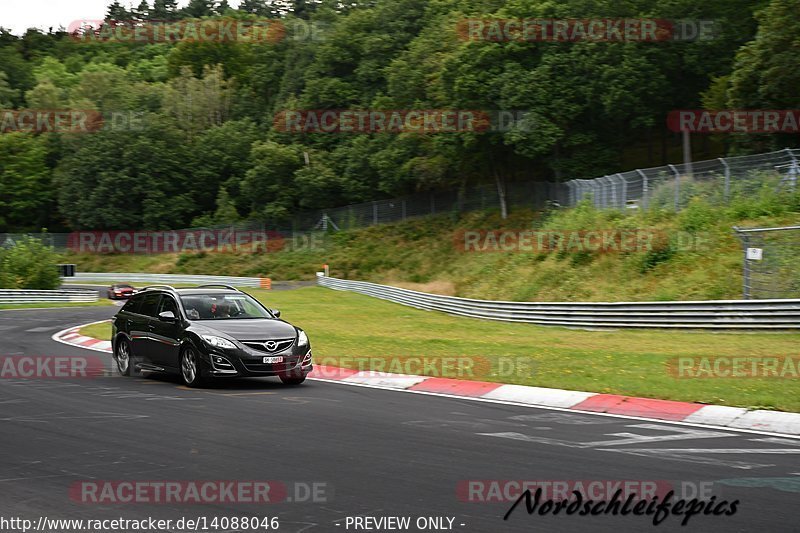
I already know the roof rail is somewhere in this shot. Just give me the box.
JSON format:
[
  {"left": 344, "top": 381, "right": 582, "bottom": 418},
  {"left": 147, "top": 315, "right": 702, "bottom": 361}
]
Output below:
[
  {"left": 195, "top": 284, "right": 239, "bottom": 291},
  {"left": 140, "top": 285, "right": 177, "bottom": 292}
]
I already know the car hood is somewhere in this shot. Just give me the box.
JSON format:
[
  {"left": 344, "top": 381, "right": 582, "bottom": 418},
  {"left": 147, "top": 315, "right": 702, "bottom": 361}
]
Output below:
[{"left": 195, "top": 319, "right": 298, "bottom": 341}]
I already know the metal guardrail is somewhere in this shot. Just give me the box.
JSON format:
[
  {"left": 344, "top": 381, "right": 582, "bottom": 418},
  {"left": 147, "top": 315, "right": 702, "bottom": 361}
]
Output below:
[
  {"left": 317, "top": 275, "right": 800, "bottom": 329},
  {"left": 0, "top": 289, "right": 98, "bottom": 304},
  {"left": 65, "top": 272, "right": 266, "bottom": 288}
]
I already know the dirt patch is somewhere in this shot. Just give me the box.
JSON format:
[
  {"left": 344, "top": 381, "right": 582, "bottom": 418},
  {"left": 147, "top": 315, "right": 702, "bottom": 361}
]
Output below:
[{"left": 384, "top": 279, "right": 457, "bottom": 296}]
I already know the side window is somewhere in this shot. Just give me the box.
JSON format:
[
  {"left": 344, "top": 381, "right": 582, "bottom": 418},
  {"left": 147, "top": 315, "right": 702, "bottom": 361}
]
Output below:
[
  {"left": 157, "top": 295, "right": 178, "bottom": 317},
  {"left": 121, "top": 295, "right": 142, "bottom": 314},
  {"left": 139, "top": 292, "right": 162, "bottom": 317}
]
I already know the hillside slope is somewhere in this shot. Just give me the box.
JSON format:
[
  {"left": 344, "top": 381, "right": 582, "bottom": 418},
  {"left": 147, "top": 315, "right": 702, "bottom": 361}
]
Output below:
[{"left": 61, "top": 192, "right": 800, "bottom": 302}]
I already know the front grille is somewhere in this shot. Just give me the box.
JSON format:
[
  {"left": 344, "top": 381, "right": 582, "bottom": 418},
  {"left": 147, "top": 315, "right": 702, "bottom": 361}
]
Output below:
[{"left": 243, "top": 338, "right": 295, "bottom": 353}]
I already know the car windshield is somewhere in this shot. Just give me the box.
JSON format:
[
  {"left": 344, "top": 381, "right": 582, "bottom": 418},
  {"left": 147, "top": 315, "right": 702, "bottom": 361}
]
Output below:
[{"left": 179, "top": 293, "right": 273, "bottom": 320}]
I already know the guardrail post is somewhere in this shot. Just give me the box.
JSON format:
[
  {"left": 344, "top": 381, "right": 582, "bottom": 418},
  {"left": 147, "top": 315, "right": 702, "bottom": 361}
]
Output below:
[
  {"left": 617, "top": 173, "right": 627, "bottom": 210},
  {"left": 372, "top": 201, "right": 378, "bottom": 225},
  {"left": 668, "top": 164, "right": 680, "bottom": 211},
  {"left": 719, "top": 157, "right": 731, "bottom": 202}
]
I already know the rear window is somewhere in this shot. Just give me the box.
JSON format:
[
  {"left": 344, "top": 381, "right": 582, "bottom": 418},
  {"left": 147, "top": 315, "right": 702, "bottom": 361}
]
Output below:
[
  {"left": 139, "top": 292, "right": 162, "bottom": 317},
  {"left": 121, "top": 295, "right": 142, "bottom": 314}
]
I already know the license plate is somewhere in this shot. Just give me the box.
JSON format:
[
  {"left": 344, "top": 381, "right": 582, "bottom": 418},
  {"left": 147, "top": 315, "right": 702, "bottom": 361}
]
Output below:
[{"left": 263, "top": 356, "right": 283, "bottom": 364}]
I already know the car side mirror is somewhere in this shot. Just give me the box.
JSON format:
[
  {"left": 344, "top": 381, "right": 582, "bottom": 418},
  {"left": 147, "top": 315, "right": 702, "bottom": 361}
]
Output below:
[
  {"left": 158, "top": 310, "right": 177, "bottom": 322},
  {"left": 271, "top": 309, "right": 281, "bottom": 318}
]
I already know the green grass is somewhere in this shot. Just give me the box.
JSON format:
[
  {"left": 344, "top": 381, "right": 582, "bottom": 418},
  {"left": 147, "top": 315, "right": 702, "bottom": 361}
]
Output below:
[
  {"left": 0, "top": 300, "right": 114, "bottom": 310},
  {"left": 79, "top": 321, "right": 113, "bottom": 339},
  {"left": 81, "top": 287, "right": 800, "bottom": 412}
]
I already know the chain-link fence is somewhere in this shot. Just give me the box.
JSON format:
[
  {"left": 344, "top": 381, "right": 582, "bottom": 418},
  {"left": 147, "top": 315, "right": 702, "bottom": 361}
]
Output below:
[
  {"left": 566, "top": 148, "right": 800, "bottom": 211},
  {"left": 289, "top": 180, "right": 570, "bottom": 231},
  {"left": 734, "top": 225, "right": 800, "bottom": 300},
  {"left": 291, "top": 147, "right": 799, "bottom": 231}
]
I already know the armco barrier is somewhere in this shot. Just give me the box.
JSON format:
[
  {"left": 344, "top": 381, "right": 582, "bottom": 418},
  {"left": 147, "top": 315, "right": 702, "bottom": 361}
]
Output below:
[
  {"left": 0, "top": 289, "right": 98, "bottom": 304},
  {"left": 64, "top": 272, "right": 265, "bottom": 288},
  {"left": 317, "top": 274, "right": 800, "bottom": 329}
]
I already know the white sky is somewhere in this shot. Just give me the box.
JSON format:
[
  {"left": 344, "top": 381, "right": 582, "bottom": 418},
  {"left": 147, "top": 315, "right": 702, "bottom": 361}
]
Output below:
[{"left": 0, "top": 1, "right": 243, "bottom": 35}]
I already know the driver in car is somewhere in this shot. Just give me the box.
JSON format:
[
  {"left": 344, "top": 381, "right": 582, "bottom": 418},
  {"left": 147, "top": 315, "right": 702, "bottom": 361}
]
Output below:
[{"left": 211, "top": 301, "right": 232, "bottom": 318}]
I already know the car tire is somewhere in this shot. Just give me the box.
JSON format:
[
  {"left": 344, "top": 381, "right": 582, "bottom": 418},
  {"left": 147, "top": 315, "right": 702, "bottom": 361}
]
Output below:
[
  {"left": 280, "top": 373, "right": 307, "bottom": 386},
  {"left": 115, "top": 338, "right": 133, "bottom": 376},
  {"left": 180, "top": 346, "right": 204, "bottom": 388}
]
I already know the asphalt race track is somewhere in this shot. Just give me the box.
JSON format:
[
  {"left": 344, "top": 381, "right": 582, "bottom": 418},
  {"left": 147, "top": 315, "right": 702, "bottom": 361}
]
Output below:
[{"left": 1, "top": 307, "right": 799, "bottom": 533}]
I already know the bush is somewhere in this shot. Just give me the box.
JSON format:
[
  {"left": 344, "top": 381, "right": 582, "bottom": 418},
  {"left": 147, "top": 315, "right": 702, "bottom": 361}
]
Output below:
[
  {"left": 0, "top": 236, "right": 61, "bottom": 289},
  {"left": 677, "top": 198, "right": 718, "bottom": 232}
]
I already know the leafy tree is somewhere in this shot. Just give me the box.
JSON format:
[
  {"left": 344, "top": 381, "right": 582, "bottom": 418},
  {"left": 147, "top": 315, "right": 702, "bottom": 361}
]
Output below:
[
  {"left": 190, "top": 188, "right": 242, "bottom": 226},
  {"left": 54, "top": 118, "right": 196, "bottom": 230},
  {"left": 0, "top": 235, "right": 61, "bottom": 289},
  {"left": 188, "top": 118, "right": 260, "bottom": 214},
  {"left": 162, "top": 65, "right": 232, "bottom": 135},
  {"left": 24, "top": 80, "right": 65, "bottom": 108},
  {"left": 69, "top": 62, "right": 131, "bottom": 114},
  {"left": 0, "top": 47, "right": 34, "bottom": 105},
  {"left": 0, "top": 71, "right": 17, "bottom": 107},
  {"left": 726, "top": 0, "right": 800, "bottom": 151},
  {"left": 0, "top": 134, "right": 53, "bottom": 232},
  {"left": 242, "top": 141, "right": 305, "bottom": 222}
]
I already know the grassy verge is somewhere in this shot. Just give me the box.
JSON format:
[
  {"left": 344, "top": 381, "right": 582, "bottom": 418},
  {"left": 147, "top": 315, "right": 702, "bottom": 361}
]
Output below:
[
  {"left": 0, "top": 300, "right": 114, "bottom": 310},
  {"left": 79, "top": 321, "right": 113, "bottom": 339},
  {"left": 60, "top": 184, "right": 800, "bottom": 302},
  {"left": 81, "top": 286, "right": 800, "bottom": 412}
]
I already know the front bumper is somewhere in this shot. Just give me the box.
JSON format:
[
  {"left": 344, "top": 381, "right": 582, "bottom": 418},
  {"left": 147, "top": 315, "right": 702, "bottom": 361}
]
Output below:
[{"left": 204, "top": 349, "right": 313, "bottom": 378}]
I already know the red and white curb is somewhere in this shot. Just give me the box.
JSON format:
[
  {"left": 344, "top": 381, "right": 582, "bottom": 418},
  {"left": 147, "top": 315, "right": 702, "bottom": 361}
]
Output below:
[
  {"left": 52, "top": 321, "right": 114, "bottom": 354},
  {"left": 54, "top": 323, "right": 800, "bottom": 437}
]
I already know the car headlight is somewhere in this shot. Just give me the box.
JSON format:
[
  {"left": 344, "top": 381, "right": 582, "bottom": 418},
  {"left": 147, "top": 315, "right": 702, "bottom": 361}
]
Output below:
[
  {"left": 297, "top": 330, "right": 309, "bottom": 347},
  {"left": 201, "top": 335, "right": 237, "bottom": 350}
]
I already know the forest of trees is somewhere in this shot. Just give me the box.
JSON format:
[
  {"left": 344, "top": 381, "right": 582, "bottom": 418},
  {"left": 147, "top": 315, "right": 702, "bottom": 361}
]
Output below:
[{"left": 0, "top": 0, "right": 798, "bottom": 232}]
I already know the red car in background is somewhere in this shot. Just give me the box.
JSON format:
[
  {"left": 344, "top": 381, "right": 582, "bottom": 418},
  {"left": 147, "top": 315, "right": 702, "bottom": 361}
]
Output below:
[{"left": 107, "top": 284, "right": 136, "bottom": 300}]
